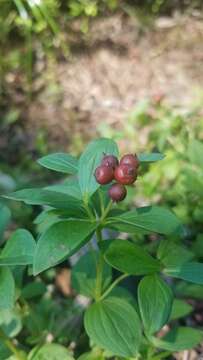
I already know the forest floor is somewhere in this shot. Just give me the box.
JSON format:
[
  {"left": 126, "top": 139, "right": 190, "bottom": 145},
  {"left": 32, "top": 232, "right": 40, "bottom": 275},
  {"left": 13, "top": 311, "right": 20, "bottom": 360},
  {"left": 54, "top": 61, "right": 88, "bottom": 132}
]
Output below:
[{"left": 2, "top": 11, "right": 203, "bottom": 159}]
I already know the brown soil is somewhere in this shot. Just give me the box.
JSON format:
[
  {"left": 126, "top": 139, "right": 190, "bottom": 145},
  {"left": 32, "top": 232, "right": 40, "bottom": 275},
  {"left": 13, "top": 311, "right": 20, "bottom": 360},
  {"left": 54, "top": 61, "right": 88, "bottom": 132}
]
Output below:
[{"left": 3, "top": 11, "right": 203, "bottom": 157}]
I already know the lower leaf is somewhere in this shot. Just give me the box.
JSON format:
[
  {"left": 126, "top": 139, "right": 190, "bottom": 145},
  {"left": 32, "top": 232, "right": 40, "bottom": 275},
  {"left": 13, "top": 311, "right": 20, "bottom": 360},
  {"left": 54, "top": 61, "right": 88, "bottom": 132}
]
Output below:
[
  {"left": 84, "top": 296, "right": 142, "bottom": 358},
  {"left": 33, "top": 220, "right": 97, "bottom": 275},
  {"left": 165, "top": 262, "right": 203, "bottom": 285},
  {"left": 0, "top": 267, "right": 15, "bottom": 309},
  {"left": 150, "top": 327, "right": 203, "bottom": 351}
]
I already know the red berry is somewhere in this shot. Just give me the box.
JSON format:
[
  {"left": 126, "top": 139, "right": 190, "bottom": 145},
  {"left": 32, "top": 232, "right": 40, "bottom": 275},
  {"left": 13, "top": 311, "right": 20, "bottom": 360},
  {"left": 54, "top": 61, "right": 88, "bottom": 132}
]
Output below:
[
  {"left": 94, "top": 165, "right": 114, "bottom": 185},
  {"left": 114, "top": 164, "right": 137, "bottom": 185},
  {"left": 120, "top": 154, "right": 139, "bottom": 169},
  {"left": 108, "top": 183, "right": 127, "bottom": 202},
  {"left": 101, "top": 155, "right": 119, "bottom": 169}
]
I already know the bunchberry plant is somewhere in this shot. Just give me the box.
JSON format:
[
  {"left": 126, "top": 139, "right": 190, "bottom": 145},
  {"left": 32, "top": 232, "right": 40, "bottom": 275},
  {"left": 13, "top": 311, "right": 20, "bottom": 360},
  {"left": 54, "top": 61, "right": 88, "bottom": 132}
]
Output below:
[{"left": 2, "top": 138, "right": 203, "bottom": 359}]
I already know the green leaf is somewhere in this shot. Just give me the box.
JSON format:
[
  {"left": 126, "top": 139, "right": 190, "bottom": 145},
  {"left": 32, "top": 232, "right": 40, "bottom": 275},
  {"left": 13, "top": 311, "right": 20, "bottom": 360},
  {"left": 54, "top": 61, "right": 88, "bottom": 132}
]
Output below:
[
  {"left": 34, "top": 207, "right": 88, "bottom": 235},
  {"left": 45, "top": 178, "right": 82, "bottom": 200},
  {"left": 78, "top": 353, "right": 104, "bottom": 360},
  {"left": 170, "top": 299, "right": 193, "bottom": 321},
  {"left": 151, "top": 327, "right": 203, "bottom": 351},
  {"left": 4, "top": 188, "right": 86, "bottom": 215},
  {"left": 0, "top": 342, "right": 11, "bottom": 360},
  {"left": 33, "top": 220, "right": 97, "bottom": 274},
  {"left": 0, "top": 267, "right": 15, "bottom": 309},
  {"left": 157, "top": 240, "right": 194, "bottom": 267},
  {"left": 0, "top": 309, "right": 22, "bottom": 337},
  {"left": 0, "top": 204, "right": 11, "bottom": 241},
  {"left": 109, "top": 286, "right": 137, "bottom": 309},
  {"left": 104, "top": 239, "right": 161, "bottom": 275},
  {"left": 183, "top": 167, "right": 203, "bottom": 197},
  {"left": 34, "top": 209, "right": 63, "bottom": 234},
  {"left": 175, "top": 281, "right": 203, "bottom": 300},
  {"left": 79, "top": 138, "right": 119, "bottom": 198},
  {"left": 188, "top": 140, "right": 203, "bottom": 168},
  {"left": 107, "top": 206, "right": 182, "bottom": 235},
  {"left": 138, "top": 153, "right": 165, "bottom": 162},
  {"left": 138, "top": 274, "right": 173, "bottom": 335},
  {"left": 84, "top": 296, "right": 142, "bottom": 357},
  {"left": 22, "top": 281, "right": 46, "bottom": 300},
  {"left": 192, "top": 233, "right": 203, "bottom": 258},
  {"left": 0, "top": 229, "right": 36, "bottom": 266},
  {"left": 28, "top": 343, "right": 74, "bottom": 360},
  {"left": 71, "top": 251, "right": 112, "bottom": 298},
  {"left": 37, "top": 153, "right": 78, "bottom": 174},
  {"left": 165, "top": 262, "right": 203, "bottom": 285}
]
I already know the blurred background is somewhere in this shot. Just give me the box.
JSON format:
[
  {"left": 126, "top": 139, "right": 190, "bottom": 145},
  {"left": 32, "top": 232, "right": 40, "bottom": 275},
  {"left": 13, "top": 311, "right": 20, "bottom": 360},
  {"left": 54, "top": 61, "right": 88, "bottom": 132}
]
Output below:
[
  {"left": 1, "top": 0, "right": 203, "bottom": 227},
  {"left": 0, "top": 1, "right": 203, "bottom": 359}
]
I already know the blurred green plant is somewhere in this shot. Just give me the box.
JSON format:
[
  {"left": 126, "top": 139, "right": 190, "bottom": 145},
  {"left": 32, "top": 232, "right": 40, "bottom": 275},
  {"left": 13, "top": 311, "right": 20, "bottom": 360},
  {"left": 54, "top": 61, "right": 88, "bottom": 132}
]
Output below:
[
  {"left": 0, "top": 0, "right": 119, "bottom": 95},
  {"left": 1, "top": 0, "right": 203, "bottom": 95},
  {"left": 99, "top": 97, "right": 203, "bottom": 228}
]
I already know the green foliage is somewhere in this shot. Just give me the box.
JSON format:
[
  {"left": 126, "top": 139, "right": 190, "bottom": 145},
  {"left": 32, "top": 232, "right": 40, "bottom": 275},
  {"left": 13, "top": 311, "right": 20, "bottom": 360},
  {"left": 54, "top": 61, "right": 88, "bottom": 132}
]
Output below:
[
  {"left": 0, "top": 268, "right": 15, "bottom": 309},
  {"left": 33, "top": 219, "right": 97, "bottom": 274},
  {"left": 107, "top": 206, "right": 182, "bottom": 235},
  {"left": 38, "top": 153, "right": 78, "bottom": 174},
  {"left": 165, "top": 262, "right": 203, "bottom": 285},
  {"left": 0, "top": 203, "right": 11, "bottom": 242},
  {"left": 151, "top": 327, "right": 203, "bottom": 351},
  {"left": 138, "top": 153, "right": 165, "bottom": 162},
  {"left": 0, "top": 308, "right": 22, "bottom": 338},
  {"left": 170, "top": 299, "right": 193, "bottom": 321},
  {"left": 71, "top": 251, "right": 112, "bottom": 298},
  {"left": 104, "top": 239, "right": 161, "bottom": 275},
  {"left": 84, "top": 297, "right": 142, "bottom": 358},
  {"left": 138, "top": 274, "right": 173, "bottom": 335},
  {"left": 157, "top": 240, "right": 194, "bottom": 267},
  {"left": 4, "top": 188, "right": 85, "bottom": 214},
  {"left": 1, "top": 137, "right": 203, "bottom": 359},
  {"left": 0, "top": 229, "right": 36, "bottom": 266},
  {"left": 28, "top": 343, "right": 74, "bottom": 360}
]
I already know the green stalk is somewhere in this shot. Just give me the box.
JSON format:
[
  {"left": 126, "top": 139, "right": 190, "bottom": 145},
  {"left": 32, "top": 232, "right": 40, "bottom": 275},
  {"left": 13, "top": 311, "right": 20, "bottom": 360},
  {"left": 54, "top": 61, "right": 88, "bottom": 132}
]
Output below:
[
  {"left": 94, "top": 228, "right": 104, "bottom": 301},
  {"left": 83, "top": 194, "right": 95, "bottom": 221},
  {"left": 98, "top": 189, "right": 105, "bottom": 215},
  {"left": 0, "top": 328, "right": 26, "bottom": 360},
  {"left": 94, "top": 197, "right": 114, "bottom": 300},
  {"left": 150, "top": 351, "right": 171, "bottom": 360},
  {"left": 100, "top": 273, "right": 129, "bottom": 300},
  {"left": 100, "top": 200, "right": 113, "bottom": 223}
]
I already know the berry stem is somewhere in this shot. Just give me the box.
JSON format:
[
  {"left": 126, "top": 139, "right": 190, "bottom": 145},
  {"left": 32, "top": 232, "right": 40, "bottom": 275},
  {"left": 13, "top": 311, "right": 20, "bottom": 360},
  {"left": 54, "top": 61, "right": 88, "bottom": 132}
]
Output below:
[
  {"left": 98, "top": 189, "right": 105, "bottom": 215},
  {"left": 95, "top": 228, "right": 104, "bottom": 301},
  {"left": 100, "top": 200, "right": 113, "bottom": 223},
  {"left": 0, "top": 328, "right": 26, "bottom": 360},
  {"left": 100, "top": 273, "right": 129, "bottom": 301},
  {"left": 83, "top": 194, "right": 95, "bottom": 221}
]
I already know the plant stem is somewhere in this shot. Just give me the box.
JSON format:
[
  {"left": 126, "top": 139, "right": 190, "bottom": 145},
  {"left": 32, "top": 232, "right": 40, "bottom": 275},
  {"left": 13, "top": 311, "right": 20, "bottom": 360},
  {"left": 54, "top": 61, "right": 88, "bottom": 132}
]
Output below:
[
  {"left": 0, "top": 328, "right": 26, "bottom": 360},
  {"left": 100, "top": 200, "right": 113, "bottom": 223},
  {"left": 100, "top": 273, "right": 129, "bottom": 300},
  {"left": 83, "top": 195, "right": 95, "bottom": 221},
  {"left": 99, "top": 189, "right": 105, "bottom": 215},
  {"left": 95, "top": 228, "right": 104, "bottom": 301},
  {"left": 150, "top": 351, "right": 171, "bottom": 360}
]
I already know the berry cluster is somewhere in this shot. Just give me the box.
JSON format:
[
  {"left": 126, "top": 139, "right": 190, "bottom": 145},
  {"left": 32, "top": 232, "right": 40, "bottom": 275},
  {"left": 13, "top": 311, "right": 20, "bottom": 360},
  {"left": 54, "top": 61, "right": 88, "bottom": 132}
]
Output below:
[{"left": 94, "top": 154, "right": 139, "bottom": 202}]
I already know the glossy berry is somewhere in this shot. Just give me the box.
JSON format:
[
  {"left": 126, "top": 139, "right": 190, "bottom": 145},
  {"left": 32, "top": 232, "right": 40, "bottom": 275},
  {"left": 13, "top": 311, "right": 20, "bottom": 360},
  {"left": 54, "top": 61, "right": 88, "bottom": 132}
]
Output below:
[
  {"left": 94, "top": 165, "right": 114, "bottom": 185},
  {"left": 120, "top": 153, "right": 139, "bottom": 169},
  {"left": 108, "top": 183, "right": 127, "bottom": 202},
  {"left": 101, "top": 155, "right": 119, "bottom": 169},
  {"left": 114, "top": 164, "right": 137, "bottom": 185}
]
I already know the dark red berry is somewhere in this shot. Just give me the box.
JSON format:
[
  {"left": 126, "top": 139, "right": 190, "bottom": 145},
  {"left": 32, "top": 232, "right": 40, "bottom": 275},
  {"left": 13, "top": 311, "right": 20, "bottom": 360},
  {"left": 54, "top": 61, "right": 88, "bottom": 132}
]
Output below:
[
  {"left": 114, "top": 164, "right": 137, "bottom": 185},
  {"left": 108, "top": 183, "right": 127, "bottom": 202},
  {"left": 120, "top": 154, "right": 139, "bottom": 169},
  {"left": 94, "top": 165, "right": 114, "bottom": 185},
  {"left": 101, "top": 155, "right": 119, "bottom": 169}
]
